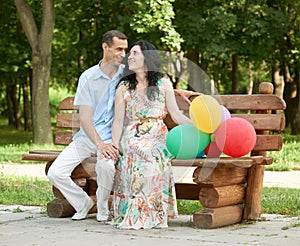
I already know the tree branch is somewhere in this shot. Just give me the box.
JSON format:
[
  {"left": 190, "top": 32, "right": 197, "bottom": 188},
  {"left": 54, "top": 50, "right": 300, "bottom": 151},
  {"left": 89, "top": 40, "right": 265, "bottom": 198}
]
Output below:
[{"left": 14, "top": 0, "right": 38, "bottom": 50}]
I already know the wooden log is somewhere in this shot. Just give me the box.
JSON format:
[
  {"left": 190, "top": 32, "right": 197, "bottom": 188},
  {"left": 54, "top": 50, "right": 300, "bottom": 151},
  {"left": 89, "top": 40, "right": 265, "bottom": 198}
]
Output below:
[
  {"left": 243, "top": 164, "right": 264, "bottom": 220},
  {"left": 22, "top": 153, "right": 57, "bottom": 162},
  {"left": 193, "top": 205, "right": 243, "bottom": 229},
  {"left": 58, "top": 96, "right": 77, "bottom": 110},
  {"left": 193, "top": 166, "right": 248, "bottom": 187},
  {"left": 253, "top": 135, "right": 283, "bottom": 151},
  {"left": 56, "top": 113, "right": 80, "bottom": 128},
  {"left": 45, "top": 158, "right": 97, "bottom": 179},
  {"left": 45, "top": 161, "right": 53, "bottom": 175},
  {"left": 231, "top": 114, "right": 285, "bottom": 131},
  {"left": 175, "top": 94, "right": 286, "bottom": 111},
  {"left": 47, "top": 195, "right": 97, "bottom": 218},
  {"left": 243, "top": 83, "right": 273, "bottom": 220},
  {"left": 171, "top": 156, "right": 268, "bottom": 168},
  {"left": 199, "top": 184, "right": 245, "bottom": 208},
  {"left": 175, "top": 183, "right": 202, "bottom": 200},
  {"left": 71, "top": 158, "right": 97, "bottom": 179},
  {"left": 55, "top": 131, "right": 74, "bottom": 146},
  {"left": 87, "top": 177, "right": 98, "bottom": 196},
  {"left": 52, "top": 177, "right": 88, "bottom": 199},
  {"left": 52, "top": 186, "right": 65, "bottom": 199}
]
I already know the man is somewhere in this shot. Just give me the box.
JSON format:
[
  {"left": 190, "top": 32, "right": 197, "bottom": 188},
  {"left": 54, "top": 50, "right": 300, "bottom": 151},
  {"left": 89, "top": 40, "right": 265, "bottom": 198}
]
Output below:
[{"left": 47, "top": 30, "right": 127, "bottom": 222}]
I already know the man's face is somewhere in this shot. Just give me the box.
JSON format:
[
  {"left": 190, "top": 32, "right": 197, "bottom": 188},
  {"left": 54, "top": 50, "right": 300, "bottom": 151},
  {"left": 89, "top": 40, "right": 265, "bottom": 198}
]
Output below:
[{"left": 104, "top": 37, "right": 128, "bottom": 67}]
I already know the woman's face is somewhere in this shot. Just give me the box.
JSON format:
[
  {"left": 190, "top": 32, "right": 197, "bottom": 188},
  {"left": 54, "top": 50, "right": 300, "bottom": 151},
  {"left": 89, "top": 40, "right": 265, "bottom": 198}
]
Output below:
[{"left": 127, "top": 45, "right": 145, "bottom": 73}]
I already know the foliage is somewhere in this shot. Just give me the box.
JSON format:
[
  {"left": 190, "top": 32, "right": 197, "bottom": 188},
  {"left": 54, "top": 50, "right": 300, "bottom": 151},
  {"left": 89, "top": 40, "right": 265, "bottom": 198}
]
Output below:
[
  {"left": 130, "top": 0, "right": 183, "bottom": 50},
  {"left": 1, "top": 0, "right": 300, "bottom": 134},
  {"left": 49, "top": 87, "right": 72, "bottom": 117}
]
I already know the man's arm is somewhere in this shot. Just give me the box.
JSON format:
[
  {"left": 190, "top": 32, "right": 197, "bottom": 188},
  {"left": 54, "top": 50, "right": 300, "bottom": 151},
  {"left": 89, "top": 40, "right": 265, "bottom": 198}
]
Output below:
[{"left": 79, "top": 105, "right": 118, "bottom": 160}]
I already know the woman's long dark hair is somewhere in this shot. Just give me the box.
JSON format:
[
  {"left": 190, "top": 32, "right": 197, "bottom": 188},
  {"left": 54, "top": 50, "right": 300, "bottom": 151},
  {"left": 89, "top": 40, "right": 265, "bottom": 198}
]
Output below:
[{"left": 119, "top": 40, "right": 162, "bottom": 101}]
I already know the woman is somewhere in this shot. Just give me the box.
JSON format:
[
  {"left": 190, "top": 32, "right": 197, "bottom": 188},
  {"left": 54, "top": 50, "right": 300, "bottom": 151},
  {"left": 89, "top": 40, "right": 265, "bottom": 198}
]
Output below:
[{"left": 111, "top": 40, "right": 192, "bottom": 229}]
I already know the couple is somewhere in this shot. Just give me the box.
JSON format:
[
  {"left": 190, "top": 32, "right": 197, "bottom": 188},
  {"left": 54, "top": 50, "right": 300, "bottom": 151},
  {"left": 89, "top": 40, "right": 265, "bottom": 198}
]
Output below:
[{"left": 47, "top": 30, "right": 193, "bottom": 230}]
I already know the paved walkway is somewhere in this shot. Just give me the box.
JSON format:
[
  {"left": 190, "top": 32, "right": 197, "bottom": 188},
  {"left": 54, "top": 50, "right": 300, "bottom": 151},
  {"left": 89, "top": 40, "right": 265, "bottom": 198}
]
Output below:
[
  {"left": 0, "top": 204, "right": 299, "bottom": 246},
  {"left": 0, "top": 163, "right": 300, "bottom": 245},
  {"left": 1, "top": 163, "right": 300, "bottom": 188}
]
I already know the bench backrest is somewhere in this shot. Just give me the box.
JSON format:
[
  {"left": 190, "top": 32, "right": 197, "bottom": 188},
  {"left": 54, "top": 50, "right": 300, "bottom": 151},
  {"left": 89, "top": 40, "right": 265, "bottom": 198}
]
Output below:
[{"left": 55, "top": 82, "right": 286, "bottom": 155}]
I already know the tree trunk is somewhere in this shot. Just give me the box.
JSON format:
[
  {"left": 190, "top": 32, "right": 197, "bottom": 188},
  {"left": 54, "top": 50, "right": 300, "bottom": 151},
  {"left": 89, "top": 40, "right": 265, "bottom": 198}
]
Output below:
[
  {"left": 22, "top": 77, "right": 31, "bottom": 131},
  {"left": 272, "top": 62, "right": 285, "bottom": 98},
  {"left": 186, "top": 50, "right": 210, "bottom": 93},
  {"left": 14, "top": 0, "right": 55, "bottom": 144},
  {"left": 231, "top": 54, "right": 239, "bottom": 94},
  {"left": 290, "top": 67, "right": 300, "bottom": 135},
  {"left": 6, "top": 86, "right": 14, "bottom": 126},
  {"left": 248, "top": 62, "right": 253, "bottom": 95},
  {"left": 31, "top": 51, "right": 53, "bottom": 143},
  {"left": 5, "top": 84, "right": 21, "bottom": 129}
]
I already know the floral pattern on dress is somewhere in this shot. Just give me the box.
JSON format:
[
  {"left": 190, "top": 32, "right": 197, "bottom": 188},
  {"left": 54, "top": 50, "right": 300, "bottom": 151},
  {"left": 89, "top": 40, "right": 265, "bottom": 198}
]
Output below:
[{"left": 112, "top": 79, "right": 178, "bottom": 229}]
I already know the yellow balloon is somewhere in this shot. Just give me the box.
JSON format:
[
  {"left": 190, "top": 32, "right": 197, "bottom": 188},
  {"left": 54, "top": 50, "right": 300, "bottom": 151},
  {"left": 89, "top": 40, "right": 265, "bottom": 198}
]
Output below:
[{"left": 189, "top": 95, "right": 222, "bottom": 133}]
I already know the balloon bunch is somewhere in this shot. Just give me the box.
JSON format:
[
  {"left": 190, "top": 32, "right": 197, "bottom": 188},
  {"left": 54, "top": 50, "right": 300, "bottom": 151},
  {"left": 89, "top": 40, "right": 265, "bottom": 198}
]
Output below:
[{"left": 166, "top": 95, "right": 256, "bottom": 159}]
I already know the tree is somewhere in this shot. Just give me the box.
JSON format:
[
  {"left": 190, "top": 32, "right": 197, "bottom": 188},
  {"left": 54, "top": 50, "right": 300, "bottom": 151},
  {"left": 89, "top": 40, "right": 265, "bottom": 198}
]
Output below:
[{"left": 14, "top": 0, "right": 54, "bottom": 144}]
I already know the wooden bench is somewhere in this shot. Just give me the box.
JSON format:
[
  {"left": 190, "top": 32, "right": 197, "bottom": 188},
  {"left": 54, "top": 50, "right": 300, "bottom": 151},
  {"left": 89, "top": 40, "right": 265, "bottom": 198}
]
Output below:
[{"left": 22, "top": 82, "right": 286, "bottom": 229}]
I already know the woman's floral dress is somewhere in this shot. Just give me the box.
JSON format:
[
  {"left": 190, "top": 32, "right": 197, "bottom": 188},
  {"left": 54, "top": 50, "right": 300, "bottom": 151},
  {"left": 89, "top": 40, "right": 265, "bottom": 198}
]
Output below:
[{"left": 112, "top": 79, "right": 178, "bottom": 229}]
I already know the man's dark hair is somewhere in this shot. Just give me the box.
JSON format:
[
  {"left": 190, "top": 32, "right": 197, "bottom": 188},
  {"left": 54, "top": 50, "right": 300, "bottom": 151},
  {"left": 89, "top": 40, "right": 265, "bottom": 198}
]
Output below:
[{"left": 102, "top": 30, "right": 127, "bottom": 46}]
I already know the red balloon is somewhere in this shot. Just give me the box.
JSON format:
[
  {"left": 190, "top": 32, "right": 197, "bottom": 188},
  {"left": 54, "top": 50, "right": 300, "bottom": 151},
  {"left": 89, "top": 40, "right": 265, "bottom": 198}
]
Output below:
[
  {"left": 215, "top": 118, "right": 256, "bottom": 158},
  {"left": 204, "top": 141, "right": 222, "bottom": 158}
]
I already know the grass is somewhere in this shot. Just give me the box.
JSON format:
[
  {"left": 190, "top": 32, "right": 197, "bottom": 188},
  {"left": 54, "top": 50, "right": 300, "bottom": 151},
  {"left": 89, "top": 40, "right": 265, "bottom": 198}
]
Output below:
[
  {"left": 265, "top": 131, "right": 300, "bottom": 171},
  {"left": 0, "top": 121, "right": 63, "bottom": 164},
  {"left": 0, "top": 174, "right": 54, "bottom": 206},
  {"left": 0, "top": 173, "right": 299, "bottom": 216},
  {"left": 178, "top": 186, "right": 300, "bottom": 216}
]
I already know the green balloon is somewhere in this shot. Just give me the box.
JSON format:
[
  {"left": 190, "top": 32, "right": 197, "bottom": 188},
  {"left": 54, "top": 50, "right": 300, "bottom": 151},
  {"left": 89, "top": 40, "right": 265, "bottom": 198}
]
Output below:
[{"left": 166, "top": 124, "right": 210, "bottom": 159}]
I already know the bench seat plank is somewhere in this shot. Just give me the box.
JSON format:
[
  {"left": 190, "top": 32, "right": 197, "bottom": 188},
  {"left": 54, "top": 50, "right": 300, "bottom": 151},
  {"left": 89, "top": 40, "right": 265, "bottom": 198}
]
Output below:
[
  {"left": 55, "top": 131, "right": 283, "bottom": 152},
  {"left": 171, "top": 156, "right": 273, "bottom": 168},
  {"left": 57, "top": 113, "right": 285, "bottom": 131},
  {"left": 22, "top": 153, "right": 58, "bottom": 162},
  {"left": 176, "top": 94, "right": 286, "bottom": 111},
  {"left": 231, "top": 114, "right": 285, "bottom": 131},
  {"left": 56, "top": 113, "right": 80, "bottom": 128}
]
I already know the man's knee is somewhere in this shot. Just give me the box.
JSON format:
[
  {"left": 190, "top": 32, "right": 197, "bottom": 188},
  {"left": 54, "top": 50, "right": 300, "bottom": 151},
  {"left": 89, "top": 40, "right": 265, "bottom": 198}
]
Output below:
[
  {"left": 47, "top": 166, "right": 57, "bottom": 184},
  {"left": 47, "top": 165, "right": 65, "bottom": 183}
]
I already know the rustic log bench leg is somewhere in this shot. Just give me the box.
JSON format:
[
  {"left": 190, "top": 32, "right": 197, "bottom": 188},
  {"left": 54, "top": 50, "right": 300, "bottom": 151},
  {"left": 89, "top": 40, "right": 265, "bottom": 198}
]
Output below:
[
  {"left": 243, "top": 164, "right": 264, "bottom": 220},
  {"left": 192, "top": 166, "right": 248, "bottom": 229},
  {"left": 45, "top": 161, "right": 99, "bottom": 218},
  {"left": 44, "top": 161, "right": 115, "bottom": 218}
]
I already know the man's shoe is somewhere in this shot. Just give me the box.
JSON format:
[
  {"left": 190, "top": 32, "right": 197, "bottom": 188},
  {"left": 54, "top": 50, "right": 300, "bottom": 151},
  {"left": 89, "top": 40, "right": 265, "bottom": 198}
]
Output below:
[
  {"left": 97, "top": 213, "right": 112, "bottom": 224},
  {"left": 72, "top": 198, "right": 94, "bottom": 221}
]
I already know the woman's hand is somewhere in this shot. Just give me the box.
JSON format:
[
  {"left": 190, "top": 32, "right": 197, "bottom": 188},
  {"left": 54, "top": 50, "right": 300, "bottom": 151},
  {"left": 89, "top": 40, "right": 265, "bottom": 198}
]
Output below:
[{"left": 174, "top": 89, "right": 202, "bottom": 105}]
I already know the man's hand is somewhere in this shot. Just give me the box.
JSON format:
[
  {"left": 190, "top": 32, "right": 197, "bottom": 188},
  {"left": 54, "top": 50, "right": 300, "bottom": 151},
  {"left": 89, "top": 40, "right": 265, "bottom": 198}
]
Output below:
[
  {"left": 174, "top": 89, "right": 202, "bottom": 105},
  {"left": 98, "top": 142, "right": 119, "bottom": 162}
]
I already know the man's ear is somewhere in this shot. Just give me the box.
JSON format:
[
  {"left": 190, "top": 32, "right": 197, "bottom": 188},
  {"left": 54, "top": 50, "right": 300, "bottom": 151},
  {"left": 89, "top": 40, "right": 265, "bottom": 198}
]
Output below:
[{"left": 102, "top": 43, "right": 108, "bottom": 51}]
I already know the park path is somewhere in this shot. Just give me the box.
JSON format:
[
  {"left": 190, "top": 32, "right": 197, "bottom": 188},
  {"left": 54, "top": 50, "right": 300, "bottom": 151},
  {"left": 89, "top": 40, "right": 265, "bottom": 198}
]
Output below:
[{"left": 1, "top": 163, "right": 300, "bottom": 189}]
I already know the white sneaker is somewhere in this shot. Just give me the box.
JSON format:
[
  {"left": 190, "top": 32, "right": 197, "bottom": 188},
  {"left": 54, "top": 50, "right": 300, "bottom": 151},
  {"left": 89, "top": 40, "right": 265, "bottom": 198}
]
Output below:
[
  {"left": 72, "top": 198, "right": 94, "bottom": 221},
  {"left": 97, "top": 213, "right": 112, "bottom": 223}
]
